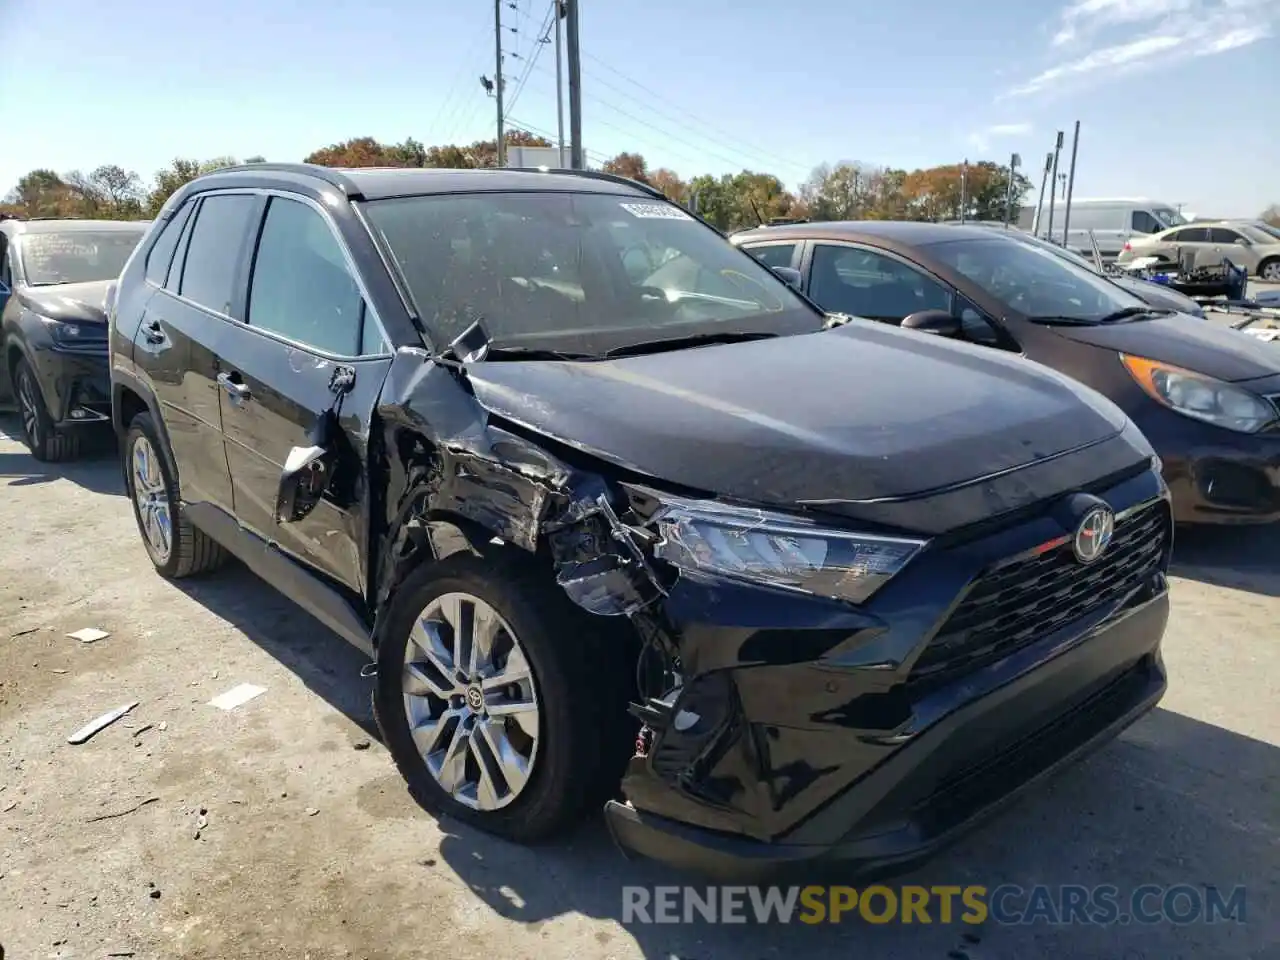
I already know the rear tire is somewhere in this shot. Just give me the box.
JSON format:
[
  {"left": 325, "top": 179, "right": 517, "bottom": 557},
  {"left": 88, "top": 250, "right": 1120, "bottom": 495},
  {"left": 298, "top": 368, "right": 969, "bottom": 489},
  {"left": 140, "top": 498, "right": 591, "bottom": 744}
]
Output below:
[
  {"left": 373, "top": 551, "right": 634, "bottom": 843},
  {"left": 123, "top": 411, "right": 226, "bottom": 579},
  {"left": 14, "top": 358, "right": 80, "bottom": 462}
]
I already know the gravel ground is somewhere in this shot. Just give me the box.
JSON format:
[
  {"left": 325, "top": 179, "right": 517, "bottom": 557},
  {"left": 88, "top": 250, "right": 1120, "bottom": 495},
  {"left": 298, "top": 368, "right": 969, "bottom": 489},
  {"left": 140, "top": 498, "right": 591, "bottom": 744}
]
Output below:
[{"left": 0, "top": 413, "right": 1277, "bottom": 960}]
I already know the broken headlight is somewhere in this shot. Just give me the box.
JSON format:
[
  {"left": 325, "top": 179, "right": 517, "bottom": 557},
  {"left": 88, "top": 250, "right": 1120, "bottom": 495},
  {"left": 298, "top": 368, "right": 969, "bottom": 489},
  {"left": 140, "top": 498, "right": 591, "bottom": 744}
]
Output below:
[{"left": 651, "top": 495, "right": 926, "bottom": 605}]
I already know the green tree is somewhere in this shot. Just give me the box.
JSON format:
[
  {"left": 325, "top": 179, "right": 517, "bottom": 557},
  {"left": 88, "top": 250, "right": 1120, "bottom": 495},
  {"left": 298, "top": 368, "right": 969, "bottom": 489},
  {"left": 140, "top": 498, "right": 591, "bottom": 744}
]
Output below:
[{"left": 145, "top": 157, "right": 239, "bottom": 216}]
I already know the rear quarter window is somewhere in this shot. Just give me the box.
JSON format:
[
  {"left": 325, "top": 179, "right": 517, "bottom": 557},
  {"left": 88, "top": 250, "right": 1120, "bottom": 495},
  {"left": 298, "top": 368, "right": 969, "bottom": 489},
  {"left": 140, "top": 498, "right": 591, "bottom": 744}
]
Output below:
[{"left": 145, "top": 201, "right": 194, "bottom": 286}]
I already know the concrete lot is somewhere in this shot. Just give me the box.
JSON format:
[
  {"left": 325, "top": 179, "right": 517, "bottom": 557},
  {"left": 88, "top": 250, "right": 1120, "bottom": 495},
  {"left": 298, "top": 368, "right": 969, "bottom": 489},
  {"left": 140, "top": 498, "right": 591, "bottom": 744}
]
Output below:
[{"left": 1, "top": 401, "right": 1278, "bottom": 958}]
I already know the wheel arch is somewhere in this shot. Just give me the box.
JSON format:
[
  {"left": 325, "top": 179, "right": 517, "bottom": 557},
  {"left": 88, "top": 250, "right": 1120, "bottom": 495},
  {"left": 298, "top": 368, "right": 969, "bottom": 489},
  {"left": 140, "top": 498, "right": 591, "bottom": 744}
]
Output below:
[{"left": 111, "top": 372, "right": 181, "bottom": 489}]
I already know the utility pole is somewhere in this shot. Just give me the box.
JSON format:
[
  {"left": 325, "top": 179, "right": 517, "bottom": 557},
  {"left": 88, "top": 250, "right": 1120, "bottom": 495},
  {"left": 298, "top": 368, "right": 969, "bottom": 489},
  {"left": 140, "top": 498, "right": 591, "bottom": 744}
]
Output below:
[
  {"left": 1061, "top": 120, "right": 1081, "bottom": 246},
  {"left": 959, "top": 159, "right": 968, "bottom": 223},
  {"left": 493, "top": 0, "right": 506, "bottom": 167},
  {"left": 553, "top": 1, "right": 567, "bottom": 166},
  {"left": 1046, "top": 130, "right": 1064, "bottom": 244},
  {"left": 1004, "top": 152, "right": 1021, "bottom": 228},
  {"left": 1032, "top": 151, "right": 1052, "bottom": 237},
  {"left": 566, "top": 0, "right": 583, "bottom": 168}
]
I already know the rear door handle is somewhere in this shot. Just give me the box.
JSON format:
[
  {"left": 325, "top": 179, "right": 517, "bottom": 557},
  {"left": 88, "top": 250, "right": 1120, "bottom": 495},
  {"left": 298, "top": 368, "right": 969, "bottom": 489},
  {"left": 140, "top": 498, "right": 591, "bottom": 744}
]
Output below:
[
  {"left": 143, "top": 319, "right": 165, "bottom": 344},
  {"left": 216, "top": 371, "right": 251, "bottom": 401}
]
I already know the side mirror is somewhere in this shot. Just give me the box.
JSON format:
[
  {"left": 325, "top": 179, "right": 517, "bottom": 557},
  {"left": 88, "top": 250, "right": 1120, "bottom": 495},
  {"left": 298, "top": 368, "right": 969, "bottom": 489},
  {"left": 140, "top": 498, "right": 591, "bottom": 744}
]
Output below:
[
  {"left": 1234, "top": 237, "right": 1251, "bottom": 246},
  {"left": 901, "top": 309, "right": 961, "bottom": 337},
  {"left": 771, "top": 266, "right": 802, "bottom": 289},
  {"left": 275, "top": 444, "right": 330, "bottom": 523}
]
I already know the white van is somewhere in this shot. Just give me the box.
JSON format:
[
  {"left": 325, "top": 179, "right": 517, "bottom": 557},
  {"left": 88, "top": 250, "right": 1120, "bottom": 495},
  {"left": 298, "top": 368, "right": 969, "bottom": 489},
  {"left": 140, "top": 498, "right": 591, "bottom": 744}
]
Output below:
[{"left": 1016, "top": 198, "right": 1188, "bottom": 262}]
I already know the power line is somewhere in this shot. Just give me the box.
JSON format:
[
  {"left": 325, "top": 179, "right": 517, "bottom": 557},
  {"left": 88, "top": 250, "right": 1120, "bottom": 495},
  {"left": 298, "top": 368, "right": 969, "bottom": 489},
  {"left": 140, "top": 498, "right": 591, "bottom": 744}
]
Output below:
[
  {"left": 580, "top": 51, "right": 809, "bottom": 177},
  {"left": 513, "top": 63, "right": 795, "bottom": 176},
  {"left": 505, "top": 115, "right": 610, "bottom": 166},
  {"left": 430, "top": 20, "right": 492, "bottom": 142},
  {"left": 505, "top": 1, "right": 556, "bottom": 115}
]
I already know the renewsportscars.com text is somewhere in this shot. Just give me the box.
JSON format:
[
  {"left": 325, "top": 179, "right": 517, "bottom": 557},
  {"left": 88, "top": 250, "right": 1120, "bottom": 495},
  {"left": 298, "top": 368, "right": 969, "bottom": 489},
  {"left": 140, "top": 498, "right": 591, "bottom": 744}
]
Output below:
[{"left": 621, "top": 884, "right": 1247, "bottom": 926}]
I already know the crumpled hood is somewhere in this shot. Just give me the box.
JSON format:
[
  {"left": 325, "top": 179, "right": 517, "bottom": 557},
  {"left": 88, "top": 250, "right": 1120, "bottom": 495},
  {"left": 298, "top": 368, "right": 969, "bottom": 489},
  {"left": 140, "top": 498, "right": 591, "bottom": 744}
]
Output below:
[
  {"left": 465, "top": 321, "right": 1127, "bottom": 507},
  {"left": 16, "top": 280, "right": 112, "bottom": 325},
  {"left": 1048, "top": 311, "right": 1280, "bottom": 383}
]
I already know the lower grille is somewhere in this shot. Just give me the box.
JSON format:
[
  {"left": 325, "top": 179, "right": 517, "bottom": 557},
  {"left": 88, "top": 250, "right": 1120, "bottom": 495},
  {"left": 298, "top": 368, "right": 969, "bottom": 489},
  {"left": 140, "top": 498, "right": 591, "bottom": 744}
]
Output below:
[{"left": 910, "top": 500, "right": 1169, "bottom": 687}]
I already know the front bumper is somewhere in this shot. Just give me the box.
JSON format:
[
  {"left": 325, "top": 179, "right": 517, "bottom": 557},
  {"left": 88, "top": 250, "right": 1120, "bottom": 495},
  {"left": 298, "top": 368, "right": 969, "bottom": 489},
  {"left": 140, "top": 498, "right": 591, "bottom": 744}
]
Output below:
[
  {"left": 605, "top": 466, "right": 1172, "bottom": 881},
  {"left": 28, "top": 342, "right": 111, "bottom": 426},
  {"left": 1137, "top": 400, "right": 1280, "bottom": 524}
]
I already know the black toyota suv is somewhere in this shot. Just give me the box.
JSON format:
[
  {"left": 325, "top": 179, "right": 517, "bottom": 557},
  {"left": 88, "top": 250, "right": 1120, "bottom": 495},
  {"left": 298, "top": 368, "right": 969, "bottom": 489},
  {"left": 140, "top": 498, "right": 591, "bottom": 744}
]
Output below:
[
  {"left": 110, "top": 163, "right": 1171, "bottom": 880},
  {"left": 2, "top": 217, "right": 148, "bottom": 460}
]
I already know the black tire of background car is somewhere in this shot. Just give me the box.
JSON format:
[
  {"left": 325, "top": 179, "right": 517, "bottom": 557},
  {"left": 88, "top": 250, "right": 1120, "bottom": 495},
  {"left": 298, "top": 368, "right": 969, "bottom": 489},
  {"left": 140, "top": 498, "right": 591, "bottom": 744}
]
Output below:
[
  {"left": 373, "top": 550, "right": 635, "bottom": 844},
  {"left": 124, "top": 411, "right": 226, "bottom": 579},
  {"left": 13, "top": 358, "right": 80, "bottom": 462}
]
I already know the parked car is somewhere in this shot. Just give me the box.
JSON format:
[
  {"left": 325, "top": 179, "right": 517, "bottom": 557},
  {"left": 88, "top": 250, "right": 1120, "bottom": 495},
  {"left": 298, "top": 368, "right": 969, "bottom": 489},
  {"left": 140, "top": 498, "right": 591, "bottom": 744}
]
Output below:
[
  {"left": 0, "top": 218, "right": 148, "bottom": 460},
  {"left": 1017, "top": 198, "right": 1188, "bottom": 262},
  {"left": 1116, "top": 220, "right": 1280, "bottom": 281},
  {"left": 733, "top": 221, "right": 1280, "bottom": 525},
  {"left": 1006, "top": 229, "right": 1206, "bottom": 317},
  {"left": 112, "top": 164, "right": 1170, "bottom": 880}
]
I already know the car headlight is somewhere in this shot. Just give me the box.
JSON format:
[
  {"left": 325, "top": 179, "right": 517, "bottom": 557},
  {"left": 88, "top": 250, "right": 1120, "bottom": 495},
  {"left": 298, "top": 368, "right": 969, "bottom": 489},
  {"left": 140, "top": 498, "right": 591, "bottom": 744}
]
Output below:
[
  {"left": 1121, "top": 353, "right": 1279, "bottom": 433},
  {"left": 37, "top": 314, "right": 92, "bottom": 343},
  {"left": 651, "top": 495, "right": 926, "bottom": 604}
]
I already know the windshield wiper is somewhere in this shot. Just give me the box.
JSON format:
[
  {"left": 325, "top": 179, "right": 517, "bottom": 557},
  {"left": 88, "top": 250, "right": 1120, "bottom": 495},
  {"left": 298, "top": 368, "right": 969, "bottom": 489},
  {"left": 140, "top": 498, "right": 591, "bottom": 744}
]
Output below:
[
  {"left": 478, "top": 345, "right": 596, "bottom": 362},
  {"left": 1096, "top": 306, "right": 1172, "bottom": 323},
  {"left": 1025, "top": 315, "right": 1101, "bottom": 325},
  {"left": 603, "top": 330, "right": 779, "bottom": 359}
]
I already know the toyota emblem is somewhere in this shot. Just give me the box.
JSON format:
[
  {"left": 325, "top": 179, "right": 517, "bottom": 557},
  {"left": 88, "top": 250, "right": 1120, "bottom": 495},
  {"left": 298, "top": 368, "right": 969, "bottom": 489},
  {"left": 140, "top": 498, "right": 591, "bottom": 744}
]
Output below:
[{"left": 1073, "top": 505, "right": 1115, "bottom": 564}]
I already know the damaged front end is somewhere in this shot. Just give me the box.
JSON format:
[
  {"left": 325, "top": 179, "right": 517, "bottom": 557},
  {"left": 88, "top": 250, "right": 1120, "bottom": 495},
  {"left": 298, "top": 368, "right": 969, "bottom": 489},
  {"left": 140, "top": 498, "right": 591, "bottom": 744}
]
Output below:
[{"left": 362, "top": 342, "right": 1169, "bottom": 884}]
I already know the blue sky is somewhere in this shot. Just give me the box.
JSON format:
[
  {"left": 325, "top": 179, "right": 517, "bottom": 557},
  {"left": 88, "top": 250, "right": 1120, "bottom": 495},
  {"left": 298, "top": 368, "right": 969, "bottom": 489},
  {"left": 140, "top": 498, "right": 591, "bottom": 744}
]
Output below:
[{"left": 1, "top": 0, "right": 1276, "bottom": 216}]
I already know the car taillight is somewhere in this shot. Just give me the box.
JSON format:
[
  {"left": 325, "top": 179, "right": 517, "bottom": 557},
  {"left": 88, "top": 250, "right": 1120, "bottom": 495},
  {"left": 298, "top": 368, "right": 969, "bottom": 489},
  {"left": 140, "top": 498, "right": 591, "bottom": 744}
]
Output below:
[{"left": 1123, "top": 241, "right": 1132, "bottom": 251}]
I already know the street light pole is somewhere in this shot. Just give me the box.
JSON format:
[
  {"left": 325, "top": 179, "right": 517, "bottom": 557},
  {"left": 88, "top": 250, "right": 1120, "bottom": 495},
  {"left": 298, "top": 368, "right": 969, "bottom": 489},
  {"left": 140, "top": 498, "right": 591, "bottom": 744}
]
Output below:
[
  {"left": 553, "top": 1, "right": 566, "bottom": 167},
  {"left": 1004, "top": 152, "right": 1021, "bottom": 228},
  {"left": 1061, "top": 120, "right": 1081, "bottom": 247},
  {"left": 1032, "top": 152, "right": 1052, "bottom": 237},
  {"left": 1046, "top": 130, "right": 1064, "bottom": 244},
  {"left": 493, "top": 0, "right": 505, "bottom": 167},
  {"left": 566, "top": 0, "right": 584, "bottom": 169}
]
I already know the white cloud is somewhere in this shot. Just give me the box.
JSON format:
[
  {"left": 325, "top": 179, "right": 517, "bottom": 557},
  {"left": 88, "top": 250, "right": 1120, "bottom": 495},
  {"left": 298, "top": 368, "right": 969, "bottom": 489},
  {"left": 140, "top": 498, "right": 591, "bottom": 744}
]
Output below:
[
  {"left": 967, "top": 122, "right": 1033, "bottom": 152},
  {"left": 1006, "top": 0, "right": 1278, "bottom": 98}
]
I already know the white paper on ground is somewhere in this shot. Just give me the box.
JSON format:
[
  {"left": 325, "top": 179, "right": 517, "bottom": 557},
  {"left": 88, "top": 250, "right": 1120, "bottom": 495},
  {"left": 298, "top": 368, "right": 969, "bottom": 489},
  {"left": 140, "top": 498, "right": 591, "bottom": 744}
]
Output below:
[
  {"left": 208, "top": 683, "right": 267, "bottom": 711},
  {"left": 67, "top": 628, "right": 110, "bottom": 644}
]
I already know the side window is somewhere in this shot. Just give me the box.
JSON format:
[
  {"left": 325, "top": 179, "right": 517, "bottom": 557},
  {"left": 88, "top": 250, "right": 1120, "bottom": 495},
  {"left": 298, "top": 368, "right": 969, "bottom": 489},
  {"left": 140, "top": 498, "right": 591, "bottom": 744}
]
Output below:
[
  {"left": 1168, "top": 227, "right": 1208, "bottom": 243},
  {"left": 1131, "top": 211, "right": 1162, "bottom": 234},
  {"left": 145, "top": 201, "right": 194, "bottom": 287},
  {"left": 744, "top": 243, "right": 797, "bottom": 271},
  {"left": 179, "top": 194, "right": 257, "bottom": 315},
  {"left": 247, "top": 196, "right": 364, "bottom": 356},
  {"left": 808, "top": 244, "right": 951, "bottom": 322},
  {"left": 1208, "top": 228, "right": 1243, "bottom": 244},
  {"left": 0, "top": 236, "right": 11, "bottom": 287}
]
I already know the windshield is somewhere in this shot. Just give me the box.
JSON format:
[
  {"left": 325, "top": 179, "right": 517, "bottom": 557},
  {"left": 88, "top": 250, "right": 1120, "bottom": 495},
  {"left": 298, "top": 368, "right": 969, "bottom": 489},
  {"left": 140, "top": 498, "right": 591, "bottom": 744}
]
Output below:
[
  {"left": 361, "top": 191, "right": 819, "bottom": 355},
  {"left": 18, "top": 229, "right": 146, "bottom": 286},
  {"left": 1240, "top": 223, "right": 1280, "bottom": 244},
  {"left": 1012, "top": 233, "right": 1101, "bottom": 273},
  {"left": 1151, "top": 207, "right": 1187, "bottom": 229},
  {"left": 929, "top": 237, "right": 1152, "bottom": 323}
]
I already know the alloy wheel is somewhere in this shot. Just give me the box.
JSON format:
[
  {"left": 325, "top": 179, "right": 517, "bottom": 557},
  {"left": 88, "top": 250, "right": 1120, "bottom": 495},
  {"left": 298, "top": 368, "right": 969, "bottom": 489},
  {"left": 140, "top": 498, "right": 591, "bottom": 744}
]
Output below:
[
  {"left": 16, "top": 368, "right": 41, "bottom": 448},
  {"left": 402, "top": 592, "right": 541, "bottom": 811},
  {"left": 1262, "top": 261, "right": 1280, "bottom": 282},
  {"left": 131, "top": 434, "right": 173, "bottom": 563}
]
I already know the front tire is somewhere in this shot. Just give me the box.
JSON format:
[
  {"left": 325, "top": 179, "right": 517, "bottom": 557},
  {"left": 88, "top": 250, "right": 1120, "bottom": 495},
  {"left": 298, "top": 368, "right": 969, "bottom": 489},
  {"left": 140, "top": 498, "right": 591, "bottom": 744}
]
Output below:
[
  {"left": 123, "top": 411, "right": 226, "bottom": 578},
  {"left": 1258, "top": 258, "right": 1280, "bottom": 283},
  {"left": 374, "top": 551, "right": 633, "bottom": 843},
  {"left": 14, "top": 358, "right": 80, "bottom": 462}
]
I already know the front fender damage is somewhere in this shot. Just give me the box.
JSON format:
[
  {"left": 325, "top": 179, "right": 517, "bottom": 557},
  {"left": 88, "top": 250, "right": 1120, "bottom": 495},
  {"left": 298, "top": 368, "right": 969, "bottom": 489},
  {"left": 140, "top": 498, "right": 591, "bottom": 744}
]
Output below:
[{"left": 370, "top": 352, "right": 742, "bottom": 839}]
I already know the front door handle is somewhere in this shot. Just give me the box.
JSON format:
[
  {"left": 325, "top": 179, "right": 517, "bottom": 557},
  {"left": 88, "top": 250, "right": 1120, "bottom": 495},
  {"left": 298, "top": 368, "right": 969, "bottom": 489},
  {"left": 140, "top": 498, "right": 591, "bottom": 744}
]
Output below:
[
  {"left": 143, "top": 319, "right": 165, "bottom": 344},
  {"left": 217, "top": 371, "right": 252, "bottom": 401}
]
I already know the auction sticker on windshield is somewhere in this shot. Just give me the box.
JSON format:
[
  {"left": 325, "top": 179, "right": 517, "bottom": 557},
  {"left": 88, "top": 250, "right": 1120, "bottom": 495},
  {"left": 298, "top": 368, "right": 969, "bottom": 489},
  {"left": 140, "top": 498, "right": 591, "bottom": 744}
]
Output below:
[{"left": 619, "top": 202, "right": 693, "bottom": 220}]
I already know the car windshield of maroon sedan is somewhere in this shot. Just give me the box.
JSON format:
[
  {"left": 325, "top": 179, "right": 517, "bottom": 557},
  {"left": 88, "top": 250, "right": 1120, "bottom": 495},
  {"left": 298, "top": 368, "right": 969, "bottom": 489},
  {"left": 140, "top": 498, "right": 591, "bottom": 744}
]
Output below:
[
  {"left": 362, "top": 191, "right": 823, "bottom": 357},
  {"left": 929, "top": 236, "right": 1168, "bottom": 325},
  {"left": 18, "top": 230, "right": 146, "bottom": 287}
]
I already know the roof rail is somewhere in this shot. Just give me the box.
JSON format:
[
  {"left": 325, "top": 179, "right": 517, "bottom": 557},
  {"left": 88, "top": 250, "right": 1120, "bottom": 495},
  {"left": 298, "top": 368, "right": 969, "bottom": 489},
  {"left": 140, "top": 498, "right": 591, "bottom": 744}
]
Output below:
[
  {"left": 509, "top": 166, "right": 669, "bottom": 202},
  {"left": 206, "top": 162, "right": 366, "bottom": 199}
]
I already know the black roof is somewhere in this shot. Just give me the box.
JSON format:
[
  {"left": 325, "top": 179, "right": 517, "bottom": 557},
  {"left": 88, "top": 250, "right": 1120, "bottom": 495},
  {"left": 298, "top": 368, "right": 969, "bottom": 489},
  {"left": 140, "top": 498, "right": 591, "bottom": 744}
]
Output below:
[
  {"left": 194, "top": 162, "right": 665, "bottom": 202},
  {"left": 731, "top": 220, "right": 1018, "bottom": 247},
  {"left": 1, "top": 218, "right": 150, "bottom": 237}
]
